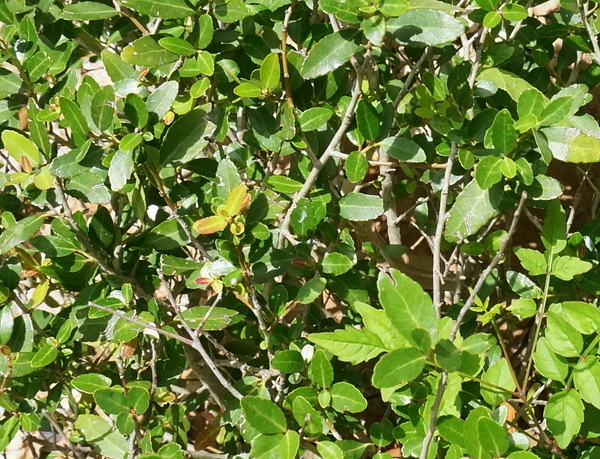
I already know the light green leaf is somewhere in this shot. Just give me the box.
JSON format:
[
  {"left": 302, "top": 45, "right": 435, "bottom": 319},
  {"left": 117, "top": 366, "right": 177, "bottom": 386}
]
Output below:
[
  {"left": 477, "top": 68, "right": 544, "bottom": 102},
  {"left": 372, "top": 347, "right": 426, "bottom": 388},
  {"left": 159, "top": 109, "right": 216, "bottom": 165},
  {"left": 260, "top": 52, "right": 280, "bottom": 90},
  {"left": 379, "top": 136, "right": 426, "bottom": 162},
  {"left": 74, "top": 414, "right": 112, "bottom": 441},
  {"left": 378, "top": 269, "right": 437, "bottom": 346},
  {"left": 94, "top": 387, "right": 129, "bottom": 415},
  {"left": 300, "top": 30, "right": 363, "bottom": 79},
  {"left": 0, "top": 214, "right": 46, "bottom": 254},
  {"left": 478, "top": 417, "right": 509, "bottom": 457},
  {"left": 533, "top": 337, "right": 569, "bottom": 382},
  {"left": 91, "top": 87, "right": 114, "bottom": 132},
  {"left": 517, "top": 88, "right": 546, "bottom": 119},
  {"left": 514, "top": 248, "right": 547, "bottom": 276},
  {"left": 538, "top": 97, "right": 572, "bottom": 126},
  {"left": 557, "top": 301, "right": 600, "bottom": 334},
  {"left": 480, "top": 358, "right": 515, "bottom": 407},
  {"left": 445, "top": 181, "right": 502, "bottom": 242},
  {"left": 540, "top": 126, "right": 600, "bottom": 163},
  {"left": 331, "top": 382, "right": 367, "bottom": 413},
  {"left": 320, "top": 0, "right": 368, "bottom": 23},
  {"left": 95, "top": 430, "right": 128, "bottom": 459},
  {"left": 31, "top": 344, "right": 59, "bottom": 368},
  {"left": 60, "top": 97, "right": 89, "bottom": 145},
  {"left": 158, "top": 37, "right": 196, "bottom": 56},
  {"left": 345, "top": 151, "right": 369, "bottom": 183},
  {"left": 102, "top": 51, "right": 137, "bottom": 83},
  {"left": 1, "top": 130, "right": 41, "bottom": 168},
  {"left": 61, "top": 2, "right": 118, "bottom": 20},
  {"left": 387, "top": 10, "right": 465, "bottom": 46},
  {"left": 317, "top": 441, "right": 344, "bottom": 459},
  {"left": 146, "top": 81, "right": 179, "bottom": 119},
  {"left": 356, "top": 99, "right": 380, "bottom": 141},
  {"left": 545, "top": 311, "right": 583, "bottom": 357},
  {"left": 280, "top": 431, "right": 299, "bottom": 459},
  {"left": 545, "top": 389, "right": 584, "bottom": 449},
  {"left": 265, "top": 176, "right": 303, "bottom": 193},
  {"left": 434, "top": 339, "right": 462, "bottom": 371},
  {"left": 122, "top": 36, "right": 178, "bottom": 67},
  {"left": 339, "top": 193, "right": 384, "bottom": 222},
  {"left": 475, "top": 156, "right": 502, "bottom": 189},
  {"left": 120, "top": 0, "right": 194, "bottom": 18},
  {"left": 272, "top": 350, "right": 304, "bottom": 373},
  {"left": 507, "top": 298, "right": 537, "bottom": 319},
  {"left": 322, "top": 252, "right": 353, "bottom": 276},
  {"left": 241, "top": 396, "right": 287, "bottom": 434},
  {"left": 0, "top": 307, "right": 14, "bottom": 346},
  {"left": 308, "top": 350, "right": 333, "bottom": 388},
  {"left": 298, "top": 106, "right": 334, "bottom": 131},
  {"left": 179, "top": 306, "right": 239, "bottom": 330},
  {"left": 297, "top": 277, "right": 326, "bottom": 304},
  {"left": 573, "top": 356, "right": 600, "bottom": 409},
  {"left": 541, "top": 200, "right": 567, "bottom": 253},
  {"left": 551, "top": 256, "right": 592, "bottom": 281},
  {"left": 506, "top": 271, "right": 542, "bottom": 298},
  {"left": 500, "top": 2, "right": 528, "bottom": 20},
  {"left": 307, "top": 328, "right": 387, "bottom": 364},
  {"left": 487, "top": 109, "right": 516, "bottom": 153}
]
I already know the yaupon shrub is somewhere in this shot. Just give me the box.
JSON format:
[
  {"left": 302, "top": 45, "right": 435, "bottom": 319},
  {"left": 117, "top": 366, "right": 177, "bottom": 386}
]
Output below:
[{"left": 1, "top": 0, "right": 600, "bottom": 458}]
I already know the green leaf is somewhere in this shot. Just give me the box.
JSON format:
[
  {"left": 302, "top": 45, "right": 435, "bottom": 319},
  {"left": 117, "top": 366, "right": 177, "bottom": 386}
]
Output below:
[
  {"left": 300, "top": 30, "right": 363, "bottom": 79},
  {"left": 506, "top": 271, "right": 542, "bottom": 298},
  {"left": 378, "top": 269, "right": 437, "bottom": 346},
  {"left": 475, "top": 156, "right": 502, "bottom": 189},
  {"left": 247, "top": 106, "right": 282, "bottom": 152},
  {"left": 272, "top": 350, "right": 305, "bottom": 373},
  {"left": 538, "top": 97, "right": 572, "bottom": 126},
  {"left": 122, "top": 36, "right": 178, "bottom": 67},
  {"left": 437, "top": 415, "right": 465, "bottom": 447},
  {"left": 241, "top": 396, "right": 287, "bottom": 434},
  {"left": 372, "top": 347, "right": 426, "bottom": 388},
  {"left": 558, "top": 301, "right": 600, "bottom": 334},
  {"left": 158, "top": 37, "right": 196, "bottom": 56},
  {"left": 95, "top": 430, "right": 128, "bottom": 459},
  {"left": 515, "top": 157, "right": 534, "bottom": 185},
  {"left": 278, "top": 431, "right": 299, "bottom": 459},
  {"left": 486, "top": 109, "right": 516, "bottom": 153},
  {"left": 31, "top": 344, "right": 59, "bottom": 368},
  {"left": 128, "top": 387, "right": 150, "bottom": 414},
  {"left": 533, "top": 337, "right": 569, "bottom": 382},
  {"left": 94, "top": 387, "right": 129, "bottom": 415},
  {"left": 60, "top": 97, "right": 89, "bottom": 146},
  {"left": 118, "top": 0, "right": 194, "bottom": 18},
  {"left": 61, "top": 2, "right": 118, "bottom": 20},
  {"left": 102, "top": 51, "right": 138, "bottom": 83},
  {"left": 476, "top": 68, "right": 544, "bottom": 102},
  {"left": 0, "top": 306, "right": 14, "bottom": 346},
  {"left": 234, "top": 82, "right": 261, "bottom": 98},
  {"left": 265, "top": 176, "right": 303, "bottom": 193},
  {"left": 249, "top": 434, "right": 284, "bottom": 458},
  {"left": 478, "top": 417, "right": 509, "bottom": 457},
  {"left": 67, "top": 170, "right": 111, "bottom": 203},
  {"left": 91, "top": 86, "right": 114, "bottom": 132},
  {"left": 542, "top": 200, "right": 566, "bottom": 253},
  {"left": 214, "top": 0, "right": 248, "bottom": 22},
  {"left": 330, "top": 382, "right": 367, "bottom": 413},
  {"left": 160, "top": 109, "right": 216, "bottom": 165},
  {"left": 147, "top": 81, "right": 179, "bottom": 120},
  {"left": 545, "top": 311, "right": 583, "bottom": 357},
  {"left": 545, "top": 389, "right": 584, "bottom": 449},
  {"left": 320, "top": 0, "right": 368, "bottom": 23},
  {"left": 179, "top": 306, "right": 239, "bottom": 330},
  {"left": 345, "top": 151, "right": 369, "bottom": 183},
  {"left": 297, "top": 277, "right": 326, "bottom": 304},
  {"left": 308, "top": 349, "right": 334, "bottom": 388},
  {"left": 339, "top": 193, "right": 384, "bottom": 221},
  {"left": 387, "top": 10, "right": 465, "bottom": 46},
  {"left": 1, "top": 130, "right": 41, "bottom": 168},
  {"left": 444, "top": 181, "right": 502, "bottom": 242},
  {"left": 298, "top": 106, "right": 334, "bottom": 131},
  {"left": 517, "top": 88, "right": 546, "bottom": 119},
  {"left": 551, "top": 256, "right": 592, "bottom": 281},
  {"left": 434, "top": 339, "right": 462, "bottom": 371},
  {"left": 507, "top": 298, "right": 537, "bottom": 319},
  {"left": 74, "top": 414, "right": 112, "bottom": 441},
  {"left": 308, "top": 328, "right": 386, "bottom": 364},
  {"left": 500, "top": 2, "right": 528, "bottom": 21},
  {"left": 322, "top": 252, "right": 353, "bottom": 276},
  {"left": 317, "top": 441, "right": 344, "bottom": 459},
  {"left": 573, "top": 356, "right": 600, "bottom": 409},
  {"left": 539, "top": 126, "right": 600, "bottom": 163},
  {"left": 464, "top": 407, "right": 492, "bottom": 459},
  {"left": 379, "top": 136, "right": 426, "bottom": 162},
  {"left": 0, "top": 214, "right": 46, "bottom": 254},
  {"left": 480, "top": 358, "right": 515, "bottom": 407},
  {"left": 292, "top": 396, "right": 323, "bottom": 436},
  {"left": 381, "top": 0, "right": 409, "bottom": 17},
  {"left": 514, "top": 248, "right": 547, "bottom": 276},
  {"left": 356, "top": 99, "right": 380, "bottom": 141},
  {"left": 260, "top": 52, "right": 280, "bottom": 90}
]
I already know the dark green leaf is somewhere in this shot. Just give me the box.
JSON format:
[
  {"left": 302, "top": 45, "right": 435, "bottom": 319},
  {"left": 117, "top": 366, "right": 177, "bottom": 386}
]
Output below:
[
  {"left": 94, "top": 387, "right": 129, "bottom": 415},
  {"left": 300, "top": 30, "right": 363, "bottom": 79},
  {"left": 345, "top": 151, "right": 369, "bottom": 183},
  {"left": 60, "top": 97, "right": 89, "bottom": 146},
  {"left": 379, "top": 136, "right": 426, "bottom": 162},
  {"left": 272, "top": 350, "right": 305, "bottom": 373},
  {"left": 298, "top": 106, "right": 334, "bottom": 131},
  {"left": 0, "top": 214, "right": 46, "bottom": 254},
  {"left": 356, "top": 99, "right": 380, "bottom": 141},
  {"left": 61, "top": 2, "right": 118, "bottom": 20},
  {"left": 160, "top": 110, "right": 216, "bottom": 165}
]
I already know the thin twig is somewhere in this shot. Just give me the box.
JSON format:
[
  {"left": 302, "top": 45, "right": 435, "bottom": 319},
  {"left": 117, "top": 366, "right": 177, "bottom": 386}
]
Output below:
[
  {"left": 432, "top": 143, "right": 457, "bottom": 315},
  {"left": 276, "top": 68, "right": 363, "bottom": 248},
  {"left": 579, "top": 0, "right": 600, "bottom": 64},
  {"left": 42, "top": 410, "right": 85, "bottom": 459},
  {"left": 393, "top": 52, "right": 428, "bottom": 110}
]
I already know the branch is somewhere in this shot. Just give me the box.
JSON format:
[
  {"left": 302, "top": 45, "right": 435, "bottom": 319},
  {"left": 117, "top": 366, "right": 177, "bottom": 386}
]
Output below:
[
  {"left": 276, "top": 69, "right": 363, "bottom": 249},
  {"left": 580, "top": 0, "right": 600, "bottom": 64},
  {"left": 432, "top": 143, "right": 457, "bottom": 316}
]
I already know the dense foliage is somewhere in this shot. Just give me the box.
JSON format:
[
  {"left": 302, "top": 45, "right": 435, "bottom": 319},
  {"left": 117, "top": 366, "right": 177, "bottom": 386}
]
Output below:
[{"left": 2, "top": 0, "right": 600, "bottom": 457}]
